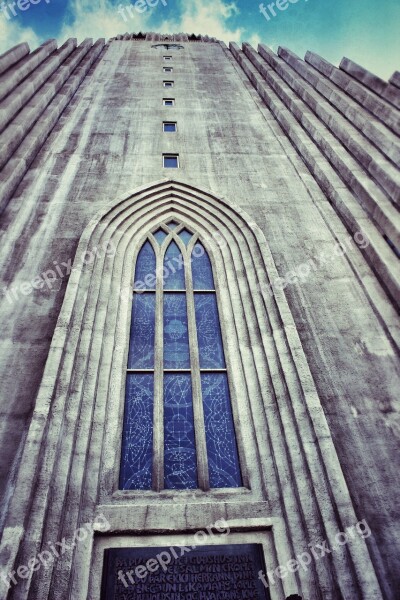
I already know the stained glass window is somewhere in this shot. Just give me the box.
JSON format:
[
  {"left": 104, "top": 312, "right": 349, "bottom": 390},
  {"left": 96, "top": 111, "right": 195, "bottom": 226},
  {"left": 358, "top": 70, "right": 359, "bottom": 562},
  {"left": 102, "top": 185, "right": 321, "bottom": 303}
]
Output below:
[
  {"left": 164, "top": 294, "right": 190, "bottom": 369},
  {"left": 194, "top": 294, "right": 225, "bottom": 369},
  {"left": 163, "top": 242, "right": 185, "bottom": 289},
  {"left": 178, "top": 228, "right": 193, "bottom": 245},
  {"left": 153, "top": 228, "right": 168, "bottom": 244},
  {"left": 201, "top": 374, "right": 241, "bottom": 488},
  {"left": 120, "top": 221, "right": 242, "bottom": 491},
  {"left": 134, "top": 241, "right": 156, "bottom": 290},
  {"left": 164, "top": 374, "right": 197, "bottom": 489},
  {"left": 127, "top": 294, "right": 155, "bottom": 369},
  {"left": 191, "top": 243, "right": 214, "bottom": 289},
  {"left": 120, "top": 374, "right": 154, "bottom": 490}
]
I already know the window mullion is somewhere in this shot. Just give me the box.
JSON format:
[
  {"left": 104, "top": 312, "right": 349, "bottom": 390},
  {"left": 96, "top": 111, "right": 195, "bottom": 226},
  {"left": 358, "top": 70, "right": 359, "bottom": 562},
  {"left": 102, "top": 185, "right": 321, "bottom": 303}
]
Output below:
[
  {"left": 185, "top": 251, "right": 210, "bottom": 491},
  {"left": 152, "top": 247, "right": 164, "bottom": 492}
]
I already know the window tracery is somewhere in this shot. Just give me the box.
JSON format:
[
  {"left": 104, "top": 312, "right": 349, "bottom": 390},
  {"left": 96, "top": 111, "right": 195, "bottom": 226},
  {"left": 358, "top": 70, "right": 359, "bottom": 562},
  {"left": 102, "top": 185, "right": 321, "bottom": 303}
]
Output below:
[{"left": 119, "top": 221, "right": 242, "bottom": 491}]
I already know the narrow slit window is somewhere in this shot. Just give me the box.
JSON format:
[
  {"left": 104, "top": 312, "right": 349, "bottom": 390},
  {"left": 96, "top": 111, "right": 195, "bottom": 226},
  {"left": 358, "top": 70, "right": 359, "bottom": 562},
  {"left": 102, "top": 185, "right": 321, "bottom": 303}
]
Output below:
[
  {"left": 120, "top": 223, "right": 242, "bottom": 491},
  {"left": 163, "top": 81, "right": 174, "bottom": 88},
  {"left": 163, "top": 67, "right": 173, "bottom": 73},
  {"left": 163, "top": 98, "right": 175, "bottom": 107},
  {"left": 163, "top": 56, "right": 172, "bottom": 61}
]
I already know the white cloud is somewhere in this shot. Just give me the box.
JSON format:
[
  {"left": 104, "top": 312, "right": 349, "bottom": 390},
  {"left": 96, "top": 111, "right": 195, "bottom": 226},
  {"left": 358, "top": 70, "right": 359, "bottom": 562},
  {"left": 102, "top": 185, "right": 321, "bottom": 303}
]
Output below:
[
  {"left": 57, "top": 0, "right": 152, "bottom": 45},
  {"left": 247, "top": 33, "right": 261, "bottom": 49},
  {"left": 0, "top": 0, "right": 245, "bottom": 55},
  {"left": 0, "top": 17, "right": 41, "bottom": 54},
  {"left": 158, "top": 0, "right": 243, "bottom": 43}
]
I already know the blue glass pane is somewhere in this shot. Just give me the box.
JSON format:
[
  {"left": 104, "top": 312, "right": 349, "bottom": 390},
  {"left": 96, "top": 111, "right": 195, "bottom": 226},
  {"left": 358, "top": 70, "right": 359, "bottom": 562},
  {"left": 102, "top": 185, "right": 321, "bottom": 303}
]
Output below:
[
  {"left": 191, "top": 244, "right": 214, "bottom": 290},
  {"left": 127, "top": 293, "right": 155, "bottom": 369},
  {"left": 166, "top": 221, "right": 179, "bottom": 229},
  {"left": 120, "top": 374, "right": 153, "bottom": 490},
  {"left": 164, "top": 374, "right": 197, "bottom": 489},
  {"left": 163, "top": 123, "right": 176, "bottom": 132},
  {"left": 164, "top": 294, "right": 190, "bottom": 368},
  {"left": 201, "top": 373, "right": 242, "bottom": 488},
  {"left": 134, "top": 241, "right": 156, "bottom": 290},
  {"left": 163, "top": 242, "right": 185, "bottom": 289},
  {"left": 194, "top": 294, "right": 225, "bottom": 369},
  {"left": 164, "top": 156, "right": 178, "bottom": 168},
  {"left": 178, "top": 228, "right": 193, "bottom": 246},
  {"left": 153, "top": 229, "right": 168, "bottom": 244}
]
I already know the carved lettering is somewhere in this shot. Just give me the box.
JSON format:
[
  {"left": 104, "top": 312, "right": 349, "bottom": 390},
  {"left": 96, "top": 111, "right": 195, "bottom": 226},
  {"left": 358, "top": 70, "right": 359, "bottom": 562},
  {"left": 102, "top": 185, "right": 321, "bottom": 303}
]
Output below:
[{"left": 101, "top": 544, "right": 270, "bottom": 599}]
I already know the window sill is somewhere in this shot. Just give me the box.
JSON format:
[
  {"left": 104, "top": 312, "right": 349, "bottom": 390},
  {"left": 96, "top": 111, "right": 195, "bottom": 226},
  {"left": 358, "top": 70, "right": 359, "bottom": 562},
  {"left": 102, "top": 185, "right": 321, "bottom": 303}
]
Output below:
[{"left": 111, "top": 486, "right": 252, "bottom": 502}]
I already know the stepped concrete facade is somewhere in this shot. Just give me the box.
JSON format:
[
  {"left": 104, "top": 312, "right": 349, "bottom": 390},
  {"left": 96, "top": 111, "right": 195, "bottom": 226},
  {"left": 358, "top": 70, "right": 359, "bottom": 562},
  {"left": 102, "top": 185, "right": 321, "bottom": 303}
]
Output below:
[{"left": 0, "top": 33, "right": 399, "bottom": 599}]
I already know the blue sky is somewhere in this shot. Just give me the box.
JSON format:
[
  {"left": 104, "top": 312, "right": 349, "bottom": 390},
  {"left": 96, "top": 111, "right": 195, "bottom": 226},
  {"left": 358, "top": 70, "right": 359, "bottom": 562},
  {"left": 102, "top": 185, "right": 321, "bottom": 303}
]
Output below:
[{"left": 0, "top": 0, "right": 399, "bottom": 79}]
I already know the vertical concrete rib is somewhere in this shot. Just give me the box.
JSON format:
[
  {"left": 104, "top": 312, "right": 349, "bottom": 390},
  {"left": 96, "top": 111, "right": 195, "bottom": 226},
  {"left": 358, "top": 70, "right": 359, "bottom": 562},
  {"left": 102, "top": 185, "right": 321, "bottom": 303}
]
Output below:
[
  {"left": 340, "top": 57, "right": 400, "bottom": 110},
  {"left": 0, "top": 39, "right": 105, "bottom": 215},
  {"left": 278, "top": 47, "right": 400, "bottom": 162},
  {"left": 0, "top": 39, "right": 57, "bottom": 102},
  {"left": 304, "top": 51, "right": 400, "bottom": 135},
  {"left": 229, "top": 42, "right": 400, "bottom": 311},
  {"left": 0, "top": 39, "right": 94, "bottom": 170},
  {"left": 0, "top": 38, "right": 77, "bottom": 134},
  {"left": 390, "top": 71, "right": 400, "bottom": 89},
  {"left": 240, "top": 43, "right": 400, "bottom": 244},
  {"left": 253, "top": 44, "right": 400, "bottom": 205},
  {"left": 0, "top": 43, "right": 30, "bottom": 76}
]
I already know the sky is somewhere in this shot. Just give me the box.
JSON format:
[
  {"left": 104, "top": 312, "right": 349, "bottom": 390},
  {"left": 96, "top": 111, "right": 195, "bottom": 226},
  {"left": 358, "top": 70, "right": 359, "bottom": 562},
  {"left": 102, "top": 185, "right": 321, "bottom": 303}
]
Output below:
[{"left": 0, "top": 0, "right": 399, "bottom": 79}]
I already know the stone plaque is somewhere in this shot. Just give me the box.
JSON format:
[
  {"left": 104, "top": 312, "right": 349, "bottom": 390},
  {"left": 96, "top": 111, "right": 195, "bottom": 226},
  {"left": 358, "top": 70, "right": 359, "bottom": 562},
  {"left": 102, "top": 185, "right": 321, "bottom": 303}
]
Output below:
[{"left": 101, "top": 543, "right": 271, "bottom": 599}]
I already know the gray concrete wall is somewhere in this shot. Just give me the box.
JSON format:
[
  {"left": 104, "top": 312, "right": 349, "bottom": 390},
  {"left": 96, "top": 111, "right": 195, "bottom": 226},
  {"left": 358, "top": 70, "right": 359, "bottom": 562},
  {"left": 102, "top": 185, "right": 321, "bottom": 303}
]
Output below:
[{"left": 0, "top": 36, "right": 399, "bottom": 597}]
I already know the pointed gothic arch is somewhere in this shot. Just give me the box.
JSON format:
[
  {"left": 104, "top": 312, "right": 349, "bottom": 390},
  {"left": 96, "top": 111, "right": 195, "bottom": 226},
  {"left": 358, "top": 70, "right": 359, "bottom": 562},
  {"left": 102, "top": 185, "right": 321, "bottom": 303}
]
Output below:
[
  {"left": 0, "top": 179, "right": 382, "bottom": 600},
  {"left": 120, "top": 220, "right": 243, "bottom": 492}
]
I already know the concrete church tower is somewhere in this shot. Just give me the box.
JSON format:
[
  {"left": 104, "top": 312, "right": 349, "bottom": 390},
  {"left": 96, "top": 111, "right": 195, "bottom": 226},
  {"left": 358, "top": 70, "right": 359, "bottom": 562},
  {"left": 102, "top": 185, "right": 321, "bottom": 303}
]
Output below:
[{"left": 0, "top": 33, "right": 399, "bottom": 599}]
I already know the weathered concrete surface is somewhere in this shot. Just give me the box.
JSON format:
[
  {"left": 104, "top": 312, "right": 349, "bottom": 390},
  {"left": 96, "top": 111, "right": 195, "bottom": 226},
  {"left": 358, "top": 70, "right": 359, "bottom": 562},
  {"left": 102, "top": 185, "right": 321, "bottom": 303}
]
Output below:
[{"left": 0, "top": 37, "right": 399, "bottom": 598}]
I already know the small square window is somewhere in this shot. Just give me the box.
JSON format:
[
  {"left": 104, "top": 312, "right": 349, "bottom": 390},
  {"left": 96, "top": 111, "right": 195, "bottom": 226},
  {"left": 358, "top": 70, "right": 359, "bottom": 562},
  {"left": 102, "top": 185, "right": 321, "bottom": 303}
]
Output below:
[
  {"left": 163, "top": 56, "right": 172, "bottom": 61},
  {"left": 163, "top": 154, "right": 179, "bottom": 168},
  {"left": 163, "top": 81, "right": 174, "bottom": 88},
  {"left": 163, "top": 67, "right": 173, "bottom": 73},
  {"left": 163, "top": 98, "right": 175, "bottom": 106},
  {"left": 163, "top": 122, "right": 177, "bottom": 132}
]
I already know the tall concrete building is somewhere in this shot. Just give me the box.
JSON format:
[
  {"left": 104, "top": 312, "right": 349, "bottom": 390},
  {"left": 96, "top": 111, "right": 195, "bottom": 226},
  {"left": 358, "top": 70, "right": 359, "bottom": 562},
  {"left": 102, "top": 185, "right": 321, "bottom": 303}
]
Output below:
[{"left": 0, "top": 33, "right": 399, "bottom": 599}]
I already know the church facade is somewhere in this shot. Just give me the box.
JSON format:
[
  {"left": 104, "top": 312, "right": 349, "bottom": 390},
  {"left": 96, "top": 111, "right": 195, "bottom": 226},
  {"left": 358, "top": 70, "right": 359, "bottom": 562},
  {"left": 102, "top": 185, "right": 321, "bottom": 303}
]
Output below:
[{"left": 0, "top": 33, "right": 399, "bottom": 599}]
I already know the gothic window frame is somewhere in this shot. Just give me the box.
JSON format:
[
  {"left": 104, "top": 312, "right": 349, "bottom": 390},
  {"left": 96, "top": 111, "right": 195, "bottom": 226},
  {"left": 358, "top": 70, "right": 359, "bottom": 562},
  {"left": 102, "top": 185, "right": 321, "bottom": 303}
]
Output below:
[{"left": 118, "top": 220, "right": 247, "bottom": 493}]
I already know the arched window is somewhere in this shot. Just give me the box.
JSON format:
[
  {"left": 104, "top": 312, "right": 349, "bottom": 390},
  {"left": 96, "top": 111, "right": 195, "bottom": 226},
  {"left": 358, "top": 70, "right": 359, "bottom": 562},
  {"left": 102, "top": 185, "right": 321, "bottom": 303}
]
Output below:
[{"left": 119, "top": 221, "right": 242, "bottom": 491}]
